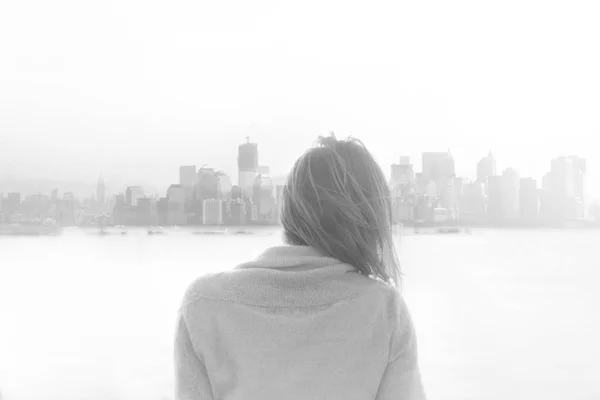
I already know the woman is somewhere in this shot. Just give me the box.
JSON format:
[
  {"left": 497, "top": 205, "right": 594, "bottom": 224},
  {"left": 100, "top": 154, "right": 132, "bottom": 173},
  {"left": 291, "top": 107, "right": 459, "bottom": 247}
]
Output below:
[{"left": 175, "top": 134, "right": 425, "bottom": 399}]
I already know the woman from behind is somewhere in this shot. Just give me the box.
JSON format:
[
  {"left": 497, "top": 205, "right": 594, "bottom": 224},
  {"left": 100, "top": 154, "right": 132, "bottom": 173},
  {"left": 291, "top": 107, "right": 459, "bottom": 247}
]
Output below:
[{"left": 175, "top": 134, "right": 425, "bottom": 400}]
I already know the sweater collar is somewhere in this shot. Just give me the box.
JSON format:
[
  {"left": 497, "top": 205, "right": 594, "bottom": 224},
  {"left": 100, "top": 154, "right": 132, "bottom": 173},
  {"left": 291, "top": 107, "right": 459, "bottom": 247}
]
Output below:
[{"left": 235, "top": 245, "right": 355, "bottom": 271}]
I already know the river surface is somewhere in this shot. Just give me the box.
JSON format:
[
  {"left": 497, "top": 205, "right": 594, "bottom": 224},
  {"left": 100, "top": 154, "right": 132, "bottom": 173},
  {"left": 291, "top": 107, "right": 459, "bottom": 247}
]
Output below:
[{"left": 0, "top": 228, "right": 599, "bottom": 400}]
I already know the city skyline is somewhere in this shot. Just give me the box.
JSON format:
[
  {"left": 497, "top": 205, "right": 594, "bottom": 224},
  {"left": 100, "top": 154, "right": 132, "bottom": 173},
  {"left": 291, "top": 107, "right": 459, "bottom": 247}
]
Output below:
[{"left": 1, "top": 143, "right": 597, "bottom": 201}]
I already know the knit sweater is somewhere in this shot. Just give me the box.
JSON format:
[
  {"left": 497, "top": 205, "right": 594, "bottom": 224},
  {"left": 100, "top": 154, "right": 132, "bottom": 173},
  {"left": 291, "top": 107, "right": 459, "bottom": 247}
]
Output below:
[{"left": 175, "top": 245, "right": 425, "bottom": 400}]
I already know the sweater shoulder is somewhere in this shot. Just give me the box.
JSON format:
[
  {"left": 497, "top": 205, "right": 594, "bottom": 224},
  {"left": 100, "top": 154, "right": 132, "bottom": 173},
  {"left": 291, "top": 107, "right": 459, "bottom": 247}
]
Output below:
[{"left": 179, "top": 270, "right": 238, "bottom": 310}]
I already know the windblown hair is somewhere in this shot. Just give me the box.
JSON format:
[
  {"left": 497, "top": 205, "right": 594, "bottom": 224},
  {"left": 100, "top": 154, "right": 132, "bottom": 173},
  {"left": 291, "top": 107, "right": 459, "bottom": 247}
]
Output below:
[{"left": 281, "top": 133, "right": 401, "bottom": 287}]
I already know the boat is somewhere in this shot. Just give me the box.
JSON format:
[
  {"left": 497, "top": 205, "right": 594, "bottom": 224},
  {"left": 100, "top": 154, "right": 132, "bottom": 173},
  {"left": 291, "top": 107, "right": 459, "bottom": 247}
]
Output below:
[
  {"left": 193, "top": 230, "right": 226, "bottom": 236},
  {"left": 232, "top": 230, "right": 252, "bottom": 235},
  {"left": 436, "top": 227, "right": 462, "bottom": 234}
]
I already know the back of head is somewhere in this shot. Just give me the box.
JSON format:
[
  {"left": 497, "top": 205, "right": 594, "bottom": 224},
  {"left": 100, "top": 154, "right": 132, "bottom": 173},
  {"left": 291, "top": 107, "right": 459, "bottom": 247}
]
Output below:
[{"left": 281, "top": 133, "right": 401, "bottom": 287}]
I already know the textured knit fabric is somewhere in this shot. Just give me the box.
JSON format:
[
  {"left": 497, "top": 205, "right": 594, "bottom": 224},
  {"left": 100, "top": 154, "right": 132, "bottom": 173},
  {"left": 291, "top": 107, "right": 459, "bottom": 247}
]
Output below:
[{"left": 175, "top": 245, "right": 425, "bottom": 400}]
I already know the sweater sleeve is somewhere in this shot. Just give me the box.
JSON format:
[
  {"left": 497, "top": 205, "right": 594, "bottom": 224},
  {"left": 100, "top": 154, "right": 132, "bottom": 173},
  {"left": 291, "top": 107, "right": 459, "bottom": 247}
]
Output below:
[
  {"left": 174, "top": 312, "right": 214, "bottom": 400},
  {"left": 375, "top": 294, "right": 426, "bottom": 400}
]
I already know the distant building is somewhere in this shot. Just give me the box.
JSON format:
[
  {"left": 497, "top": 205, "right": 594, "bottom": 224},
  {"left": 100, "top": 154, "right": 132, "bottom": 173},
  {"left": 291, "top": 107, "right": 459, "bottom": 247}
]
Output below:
[
  {"left": 231, "top": 185, "right": 243, "bottom": 200},
  {"left": 258, "top": 165, "right": 270, "bottom": 175},
  {"left": 230, "top": 199, "right": 247, "bottom": 225},
  {"left": 6, "top": 192, "right": 21, "bottom": 214},
  {"left": 196, "top": 167, "right": 219, "bottom": 201},
  {"left": 238, "top": 137, "right": 259, "bottom": 196},
  {"left": 487, "top": 176, "right": 503, "bottom": 222},
  {"left": 460, "top": 182, "right": 486, "bottom": 222},
  {"left": 137, "top": 197, "right": 158, "bottom": 225},
  {"left": 180, "top": 165, "right": 197, "bottom": 207},
  {"left": 520, "top": 177, "right": 538, "bottom": 223},
  {"left": 540, "top": 156, "right": 586, "bottom": 223},
  {"left": 180, "top": 165, "right": 197, "bottom": 188},
  {"left": 253, "top": 174, "right": 275, "bottom": 222},
  {"left": 422, "top": 151, "right": 455, "bottom": 198},
  {"left": 392, "top": 197, "right": 415, "bottom": 223},
  {"left": 502, "top": 168, "right": 520, "bottom": 220},
  {"left": 391, "top": 163, "right": 415, "bottom": 188},
  {"left": 216, "top": 172, "right": 233, "bottom": 198},
  {"left": 202, "top": 199, "right": 223, "bottom": 225},
  {"left": 115, "top": 193, "right": 125, "bottom": 207},
  {"left": 157, "top": 197, "right": 168, "bottom": 225},
  {"left": 96, "top": 176, "right": 106, "bottom": 207},
  {"left": 125, "top": 186, "right": 144, "bottom": 207},
  {"left": 552, "top": 156, "right": 586, "bottom": 220},
  {"left": 51, "top": 188, "right": 59, "bottom": 202},
  {"left": 477, "top": 151, "right": 497, "bottom": 185},
  {"left": 167, "top": 184, "right": 186, "bottom": 225},
  {"left": 398, "top": 156, "right": 410, "bottom": 166}
]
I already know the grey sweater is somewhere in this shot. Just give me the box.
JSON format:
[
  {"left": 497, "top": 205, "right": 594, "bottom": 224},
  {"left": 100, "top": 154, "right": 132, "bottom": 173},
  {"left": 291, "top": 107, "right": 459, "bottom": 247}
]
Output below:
[{"left": 175, "top": 245, "right": 425, "bottom": 399}]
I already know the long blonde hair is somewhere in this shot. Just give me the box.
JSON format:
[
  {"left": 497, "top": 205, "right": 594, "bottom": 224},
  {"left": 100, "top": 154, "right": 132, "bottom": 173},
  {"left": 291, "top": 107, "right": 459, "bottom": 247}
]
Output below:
[{"left": 281, "top": 133, "right": 401, "bottom": 287}]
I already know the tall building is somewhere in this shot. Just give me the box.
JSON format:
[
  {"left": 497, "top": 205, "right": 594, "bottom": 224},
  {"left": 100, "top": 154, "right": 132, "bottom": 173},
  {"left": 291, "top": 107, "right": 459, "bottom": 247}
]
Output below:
[
  {"left": 422, "top": 151, "right": 455, "bottom": 197},
  {"left": 502, "top": 168, "right": 520, "bottom": 220},
  {"left": 125, "top": 186, "right": 144, "bottom": 207},
  {"left": 231, "top": 185, "right": 243, "bottom": 200},
  {"left": 96, "top": 176, "right": 106, "bottom": 207},
  {"left": 230, "top": 199, "right": 247, "bottom": 225},
  {"left": 5, "top": 192, "right": 21, "bottom": 215},
  {"left": 196, "top": 167, "right": 219, "bottom": 201},
  {"left": 550, "top": 156, "right": 586, "bottom": 220},
  {"left": 167, "top": 184, "right": 186, "bottom": 225},
  {"left": 520, "top": 177, "right": 538, "bottom": 223},
  {"left": 180, "top": 165, "right": 197, "bottom": 207},
  {"left": 179, "top": 165, "right": 197, "bottom": 188},
  {"left": 51, "top": 188, "right": 59, "bottom": 202},
  {"left": 202, "top": 199, "right": 223, "bottom": 225},
  {"left": 216, "top": 172, "right": 233, "bottom": 198},
  {"left": 477, "top": 151, "right": 497, "bottom": 184},
  {"left": 258, "top": 165, "right": 270, "bottom": 175},
  {"left": 391, "top": 163, "right": 415, "bottom": 187},
  {"left": 460, "top": 182, "right": 486, "bottom": 222},
  {"left": 541, "top": 156, "right": 587, "bottom": 222},
  {"left": 487, "top": 176, "right": 503, "bottom": 222},
  {"left": 238, "top": 137, "right": 259, "bottom": 196},
  {"left": 253, "top": 174, "right": 275, "bottom": 222}
]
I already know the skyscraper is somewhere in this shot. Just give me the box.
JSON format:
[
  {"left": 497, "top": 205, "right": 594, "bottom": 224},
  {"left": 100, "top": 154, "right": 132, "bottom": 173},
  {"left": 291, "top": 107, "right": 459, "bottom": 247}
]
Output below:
[
  {"left": 238, "top": 137, "right": 259, "bottom": 196},
  {"left": 216, "top": 172, "right": 233, "bottom": 198},
  {"left": 253, "top": 174, "right": 275, "bottom": 222},
  {"left": 125, "top": 186, "right": 144, "bottom": 207},
  {"left": 167, "top": 184, "right": 186, "bottom": 225},
  {"left": 96, "top": 176, "right": 106, "bottom": 207},
  {"left": 487, "top": 176, "right": 503, "bottom": 222},
  {"left": 520, "top": 177, "right": 538, "bottom": 223},
  {"left": 179, "top": 165, "right": 197, "bottom": 188},
  {"left": 477, "top": 151, "right": 497, "bottom": 184},
  {"left": 548, "top": 156, "right": 587, "bottom": 220},
  {"left": 179, "top": 165, "right": 197, "bottom": 207},
  {"left": 202, "top": 199, "right": 223, "bottom": 225},
  {"left": 422, "top": 151, "right": 455, "bottom": 198},
  {"left": 196, "top": 167, "right": 219, "bottom": 201},
  {"left": 501, "top": 168, "right": 520, "bottom": 220},
  {"left": 391, "top": 162, "right": 415, "bottom": 187}
]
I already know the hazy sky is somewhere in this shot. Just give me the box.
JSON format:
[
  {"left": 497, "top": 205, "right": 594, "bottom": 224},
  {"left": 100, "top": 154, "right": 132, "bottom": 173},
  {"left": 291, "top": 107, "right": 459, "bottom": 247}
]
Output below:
[{"left": 1, "top": 0, "right": 599, "bottom": 195}]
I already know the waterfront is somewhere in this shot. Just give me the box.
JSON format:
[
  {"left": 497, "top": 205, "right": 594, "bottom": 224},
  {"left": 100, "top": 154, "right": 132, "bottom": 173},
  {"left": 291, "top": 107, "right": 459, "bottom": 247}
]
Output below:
[{"left": 0, "top": 228, "right": 599, "bottom": 400}]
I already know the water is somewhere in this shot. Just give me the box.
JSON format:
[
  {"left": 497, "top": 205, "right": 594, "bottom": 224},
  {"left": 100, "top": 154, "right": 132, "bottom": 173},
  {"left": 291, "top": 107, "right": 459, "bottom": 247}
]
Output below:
[{"left": 0, "top": 228, "right": 599, "bottom": 400}]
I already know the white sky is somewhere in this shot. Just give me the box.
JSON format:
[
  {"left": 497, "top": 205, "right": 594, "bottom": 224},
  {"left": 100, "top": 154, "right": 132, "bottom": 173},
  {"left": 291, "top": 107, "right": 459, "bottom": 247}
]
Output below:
[{"left": 1, "top": 0, "right": 598, "bottom": 195}]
